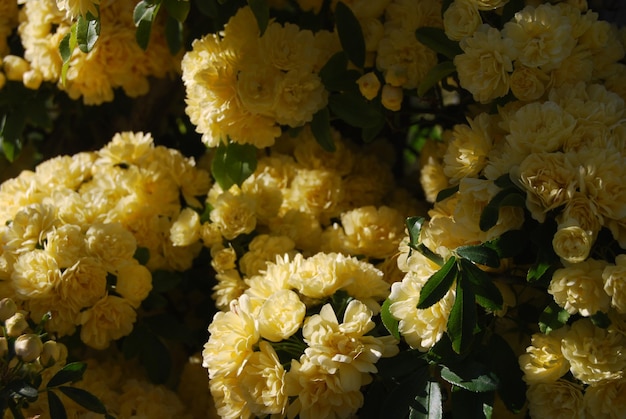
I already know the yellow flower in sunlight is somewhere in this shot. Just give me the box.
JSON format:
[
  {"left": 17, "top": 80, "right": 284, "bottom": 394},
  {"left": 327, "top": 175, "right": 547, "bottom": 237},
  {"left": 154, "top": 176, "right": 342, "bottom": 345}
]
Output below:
[
  {"left": 79, "top": 295, "right": 136, "bottom": 350},
  {"left": 287, "top": 168, "right": 343, "bottom": 220},
  {"left": 454, "top": 25, "right": 516, "bottom": 103},
  {"left": 526, "top": 380, "right": 585, "bottom": 419},
  {"left": 561, "top": 318, "right": 626, "bottom": 384},
  {"left": 340, "top": 205, "right": 405, "bottom": 259},
  {"left": 549, "top": 259, "right": 610, "bottom": 317},
  {"left": 212, "top": 269, "right": 247, "bottom": 312},
  {"left": 11, "top": 250, "right": 62, "bottom": 300},
  {"left": 257, "top": 289, "right": 306, "bottom": 342},
  {"left": 552, "top": 225, "right": 593, "bottom": 263},
  {"left": 170, "top": 208, "right": 201, "bottom": 247},
  {"left": 209, "top": 187, "right": 257, "bottom": 241},
  {"left": 57, "top": 257, "right": 107, "bottom": 312},
  {"left": 519, "top": 327, "right": 571, "bottom": 384},
  {"left": 238, "top": 341, "right": 288, "bottom": 417},
  {"left": 85, "top": 222, "right": 137, "bottom": 272},
  {"left": 273, "top": 69, "right": 327, "bottom": 127},
  {"left": 55, "top": 0, "right": 100, "bottom": 19},
  {"left": 238, "top": 234, "right": 296, "bottom": 277}
]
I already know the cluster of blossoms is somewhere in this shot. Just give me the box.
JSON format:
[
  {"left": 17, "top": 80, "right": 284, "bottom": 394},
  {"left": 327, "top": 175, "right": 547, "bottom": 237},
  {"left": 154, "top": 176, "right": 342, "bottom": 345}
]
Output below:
[
  {"left": 519, "top": 314, "right": 626, "bottom": 419},
  {"left": 15, "top": 0, "right": 179, "bottom": 104},
  {"left": 449, "top": 0, "right": 626, "bottom": 103},
  {"left": 203, "top": 252, "right": 399, "bottom": 418},
  {"left": 0, "top": 131, "right": 210, "bottom": 348},
  {"left": 0, "top": 0, "right": 19, "bottom": 89},
  {"left": 179, "top": 128, "right": 420, "bottom": 311}
]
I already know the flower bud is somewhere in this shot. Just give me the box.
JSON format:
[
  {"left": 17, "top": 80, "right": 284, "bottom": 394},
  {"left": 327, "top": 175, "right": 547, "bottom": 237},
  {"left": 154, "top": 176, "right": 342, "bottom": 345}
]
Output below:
[
  {"left": 5, "top": 312, "right": 29, "bottom": 337},
  {"left": 2, "top": 55, "right": 30, "bottom": 82},
  {"left": 14, "top": 334, "right": 44, "bottom": 363},
  {"left": 381, "top": 84, "right": 403, "bottom": 111},
  {"left": 0, "top": 298, "right": 17, "bottom": 322},
  {"left": 0, "top": 337, "right": 8, "bottom": 357},
  {"left": 39, "top": 341, "right": 66, "bottom": 367},
  {"left": 357, "top": 72, "right": 381, "bottom": 100},
  {"left": 23, "top": 69, "right": 43, "bottom": 90}
]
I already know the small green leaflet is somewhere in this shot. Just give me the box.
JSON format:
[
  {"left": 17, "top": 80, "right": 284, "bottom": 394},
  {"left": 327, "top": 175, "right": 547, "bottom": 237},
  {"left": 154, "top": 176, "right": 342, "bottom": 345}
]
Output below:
[
  {"left": 447, "top": 278, "right": 476, "bottom": 354},
  {"left": 59, "top": 23, "right": 78, "bottom": 85},
  {"left": 415, "top": 27, "right": 462, "bottom": 60},
  {"left": 76, "top": 14, "right": 100, "bottom": 53},
  {"left": 455, "top": 244, "right": 500, "bottom": 269},
  {"left": 538, "top": 302, "right": 570, "bottom": 334},
  {"left": 458, "top": 258, "right": 502, "bottom": 312},
  {"left": 417, "top": 256, "right": 457, "bottom": 309},
  {"left": 310, "top": 107, "right": 335, "bottom": 152},
  {"left": 406, "top": 216, "right": 425, "bottom": 251},
  {"left": 211, "top": 141, "right": 258, "bottom": 190},
  {"left": 46, "top": 362, "right": 87, "bottom": 388},
  {"left": 134, "top": 0, "right": 161, "bottom": 50},
  {"left": 58, "top": 387, "right": 107, "bottom": 414},
  {"left": 411, "top": 379, "right": 443, "bottom": 419},
  {"left": 381, "top": 298, "right": 400, "bottom": 340},
  {"left": 48, "top": 390, "right": 68, "bottom": 419},
  {"left": 247, "top": 0, "right": 270, "bottom": 36},
  {"left": 418, "top": 61, "right": 456, "bottom": 97},
  {"left": 334, "top": 2, "right": 366, "bottom": 68},
  {"left": 164, "top": 0, "right": 190, "bottom": 22}
]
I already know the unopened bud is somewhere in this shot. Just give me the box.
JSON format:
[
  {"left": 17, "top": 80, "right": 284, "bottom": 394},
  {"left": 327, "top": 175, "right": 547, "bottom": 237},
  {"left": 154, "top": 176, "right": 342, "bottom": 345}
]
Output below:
[
  {"left": 14, "top": 334, "right": 44, "bottom": 363},
  {"left": 381, "top": 84, "right": 403, "bottom": 111},
  {"left": 5, "top": 312, "right": 29, "bottom": 337},
  {"left": 0, "top": 298, "right": 17, "bottom": 322},
  {"left": 3, "top": 55, "right": 30, "bottom": 82},
  {"left": 356, "top": 72, "right": 381, "bottom": 100},
  {"left": 23, "top": 69, "right": 43, "bottom": 90},
  {"left": 39, "top": 341, "right": 66, "bottom": 367}
]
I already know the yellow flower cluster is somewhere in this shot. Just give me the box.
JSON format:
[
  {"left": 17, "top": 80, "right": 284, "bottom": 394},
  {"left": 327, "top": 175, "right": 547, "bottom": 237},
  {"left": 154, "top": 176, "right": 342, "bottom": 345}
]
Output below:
[
  {"left": 0, "top": 0, "right": 20, "bottom": 89},
  {"left": 519, "top": 315, "right": 626, "bottom": 418},
  {"left": 202, "top": 252, "right": 398, "bottom": 418},
  {"left": 0, "top": 131, "right": 210, "bottom": 348},
  {"left": 181, "top": 6, "right": 334, "bottom": 148},
  {"left": 192, "top": 129, "right": 419, "bottom": 310},
  {"left": 451, "top": 1, "right": 625, "bottom": 103},
  {"left": 18, "top": 0, "right": 179, "bottom": 104}
]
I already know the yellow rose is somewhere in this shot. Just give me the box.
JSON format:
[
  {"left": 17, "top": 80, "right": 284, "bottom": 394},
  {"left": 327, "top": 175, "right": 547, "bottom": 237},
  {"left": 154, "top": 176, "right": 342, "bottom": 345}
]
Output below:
[
  {"left": 14, "top": 334, "right": 43, "bottom": 363},
  {"left": 11, "top": 250, "right": 62, "bottom": 299},
  {"left": 273, "top": 69, "right": 327, "bottom": 127},
  {"left": 114, "top": 262, "right": 152, "bottom": 308},
  {"left": 603, "top": 254, "right": 626, "bottom": 313},
  {"left": 381, "top": 84, "right": 403, "bottom": 111},
  {"left": 57, "top": 257, "right": 108, "bottom": 313},
  {"left": 561, "top": 318, "right": 626, "bottom": 384},
  {"left": 79, "top": 295, "right": 137, "bottom": 350},
  {"left": 236, "top": 64, "right": 282, "bottom": 116},
  {"left": 85, "top": 223, "right": 137, "bottom": 272},
  {"left": 519, "top": 328, "right": 571, "bottom": 384},
  {"left": 454, "top": 25, "right": 516, "bottom": 103},
  {"left": 257, "top": 290, "right": 306, "bottom": 342},
  {"left": 0, "top": 297, "right": 17, "bottom": 322},
  {"left": 212, "top": 269, "right": 247, "bottom": 311},
  {"left": 527, "top": 380, "right": 585, "bottom": 419},
  {"left": 340, "top": 205, "right": 405, "bottom": 259},
  {"left": 287, "top": 168, "right": 343, "bottom": 221},
  {"left": 238, "top": 341, "right": 288, "bottom": 416},
  {"left": 442, "top": 113, "right": 493, "bottom": 182},
  {"left": 238, "top": 234, "right": 296, "bottom": 277},
  {"left": 5, "top": 312, "right": 29, "bottom": 337},
  {"left": 210, "top": 187, "right": 257, "bottom": 241},
  {"left": 2, "top": 55, "right": 30, "bottom": 81},
  {"left": 552, "top": 225, "right": 593, "bottom": 264},
  {"left": 38, "top": 341, "right": 67, "bottom": 368},
  {"left": 549, "top": 259, "right": 611, "bottom": 317},
  {"left": 584, "top": 378, "right": 626, "bottom": 419},
  {"left": 444, "top": 0, "right": 482, "bottom": 41},
  {"left": 509, "top": 65, "right": 549, "bottom": 101},
  {"left": 44, "top": 224, "right": 85, "bottom": 269}
]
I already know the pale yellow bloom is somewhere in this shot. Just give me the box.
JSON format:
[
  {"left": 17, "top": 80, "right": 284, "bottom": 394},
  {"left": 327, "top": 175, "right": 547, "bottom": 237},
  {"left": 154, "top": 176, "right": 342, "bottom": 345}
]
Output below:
[
  {"left": 286, "top": 168, "right": 343, "bottom": 220},
  {"left": 509, "top": 64, "right": 549, "bottom": 101},
  {"left": 57, "top": 257, "right": 107, "bottom": 312},
  {"left": 454, "top": 25, "right": 516, "bottom": 103},
  {"left": 55, "top": 0, "right": 100, "bottom": 19},
  {"left": 357, "top": 72, "right": 381, "bottom": 100},
  {"left": 552, "top": 225, "right": 593, "bottom": 264},
  {"left": 11, "top": 249, "right": 62, "bottom": 300},
  {"left": 561, "top": 318, "right": 626, "bottom": 384},
  {"left": 444, "top": 0, "right": 482, "bottom": 41},
  {"left": 79, "top": 295, "right": 137, "bottom": 350},
  {"left": 603, "top": 255, "right": 626, "bottom": 314},
  {"left": 584, "top": 378, "right": 626, "bottom": 419},
  {"left": 340, "top": 206, "right": 405, "bottom": 259},
  {"left": 212, "top": 269, "right": 247, "bottom": 312},
  {"left": 549, "top": 259, "right": 611, "bottom": 317},
  {"left": 14, "top": 334, "right": 43, "bottom": 363},
  {"left": 257, "top": 289, "right": 306, "bottom": 342},
  {"left": 238, "top": 234, "right": 296, "bottom": 277},
  {"left": 114, "top": 262, "right": 152, "bottom": 308},
  {"left": 210, "top": 187, "right": 257, "bottom": 241},
  {"left": 381, "top": 84, "right": 403, "bottom": 111},
  {"left": 442, "top": 113, "right": 493, "bottom": 182},
  {"left": 2, "top": 55, "right": 30, "bottom": 81},
  {"left": 519, "top": 327, "right": 571, "bottom": 384},
  {"left": 44, "top": 224, "right": 85, "bottom": 269},
  {"left": 85, "top": 222, "right": 137, "bottom": 272},
  {"left": 170, "top": 208, "right": 201, "bottom": 247},
  {"left": 527, "top": 380, "right": 585, "bottom": 419}
]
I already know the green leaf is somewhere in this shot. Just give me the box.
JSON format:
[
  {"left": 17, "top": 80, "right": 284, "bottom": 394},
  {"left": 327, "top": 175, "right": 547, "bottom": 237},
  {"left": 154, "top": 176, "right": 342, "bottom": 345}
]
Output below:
[
  {"left": 334, "top": 1, "right": 366, "bottom": 68},
  {"left": 484, "top": 230, "right": 528, "bottom": 259},
  {"left": 318, "top": 52, "right": 361, "bottom": 92},
  {"left": 406, "top": 216, "right": 425, "bottom": 251},
  {"left": 133, "top": 0, "right": 161, "bottom": 50},
  {"left": 493, "top": 173, "right": 515, "bottom": 189},
  {"left": 451, "top": 388, "right": 494, "bottom": 419},
  {"left": 361, "top": 115, "right": 386, "bottom": 143},
  {"left": 47, "top": 362, "right": 87, "bottom": 388},
  {"left": 455, "top": 245, "right": 500, "bottom": 269},
  {"left": 0, "top": 137, "right": 16, "bottom": 162},
  {"left": 164, "top": 0, "right": 190, "bottom": 21},
  {"left": 459, "top": 258, "right": 502, "bottom": 311},
  {"left": 479, "top": 188, "right": 525, "bottom": 232},
  {"left": 440, "top": 361, "right": 499, "bottom": 393},
  {"left": 140, "top": 332, "right": 172, "bottom": 384},
  {"left": 150, "top": 269, "right": 183, "bottom": 293},
  {"left": 47, "top": 390, "right": 68, "bottom": 419},
  {"left": 381, "top": 298, "right": 400, "bottom": 340},
  {"left": 435, "top": 184, "right": 458, "bottom": 202},
  {"left": 328, "top": 91, "right": 384, "bottom": 129},
  {"left": 247, "top": 0, "right": 270, "bottom": 36},
  {"left": 310, "top": 107, "right": 335, "bottom": 152},
  {"left": 211, "top": 141, "right": 258, "bottom": 190},
  {"left": 164, "top": 15, "right": 183, "bottom": 54},
  {"left": 58, "top": 387, "right": 107, "bottom": 414},
  {"left": 122, "top": 322, "right": 151, "bottom": 359},
  {"left": 418, "top": 61, "right": 456, "bottom": 97},
  {"left": 417, "top": 256, "right": 457, "bottom": 309},
  {"left": 1, "top": 112, "right": 26, "bottom": 160},
  {"left": 76, "top": 14, "right": 100, "bottom": 53},
  {"left": 538, "top": 302, "right": 570, "bottom": 334},
  {"left": 143, "top": 313, "right": 194, "bottom": 344},
  {"left": 7, "top": 380, "right": 39, "bottom": 401},
  {"left": 416, "top": 243, "right": 445, "bottom": 267},
  {"left": 381, "top": 366, "right": 430, "bottom": 419},
  {"left": 501, "top": 0, "right": 526, "bottom": 23},
  {"left": 376, "top": 349, "right": 427, "bottom": 380},
  {"left": 411, "top": 379, "right": 443, "bottom": 419},
  {"left": 415, "top": 27, "right": 462, "bottom": 59},
  {"left": 447, "top": 278, "right": 476, "bottom": 354}
]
